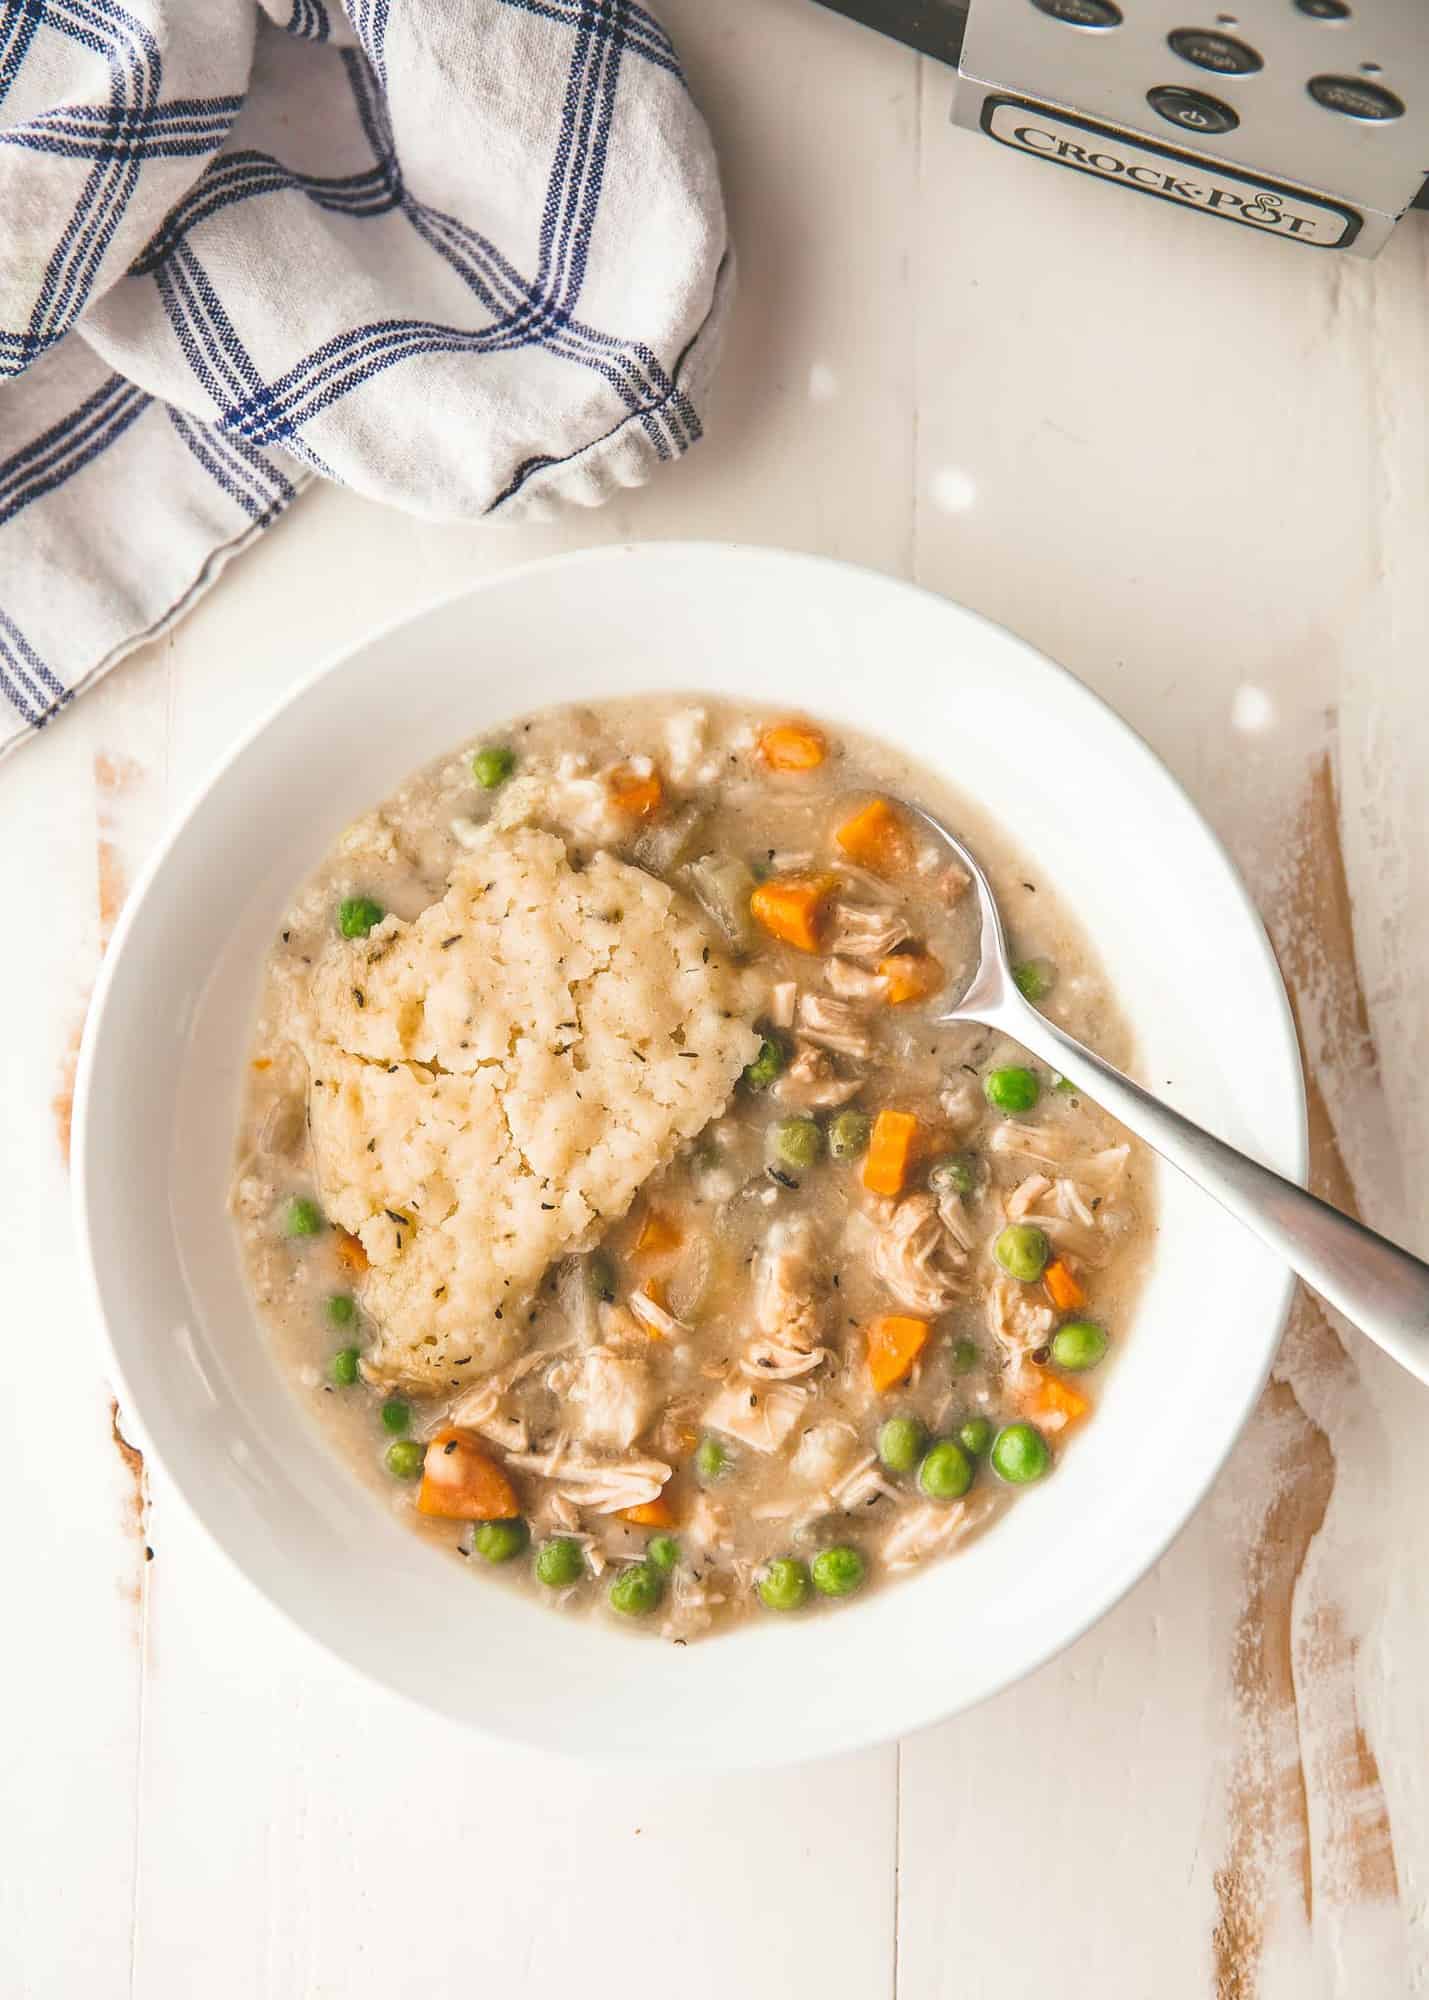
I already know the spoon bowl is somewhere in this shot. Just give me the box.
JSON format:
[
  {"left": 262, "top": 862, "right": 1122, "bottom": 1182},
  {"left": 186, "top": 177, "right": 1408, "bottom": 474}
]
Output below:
[{"left": 894, "top": 791, "right": 1429, "bottom": 1386}]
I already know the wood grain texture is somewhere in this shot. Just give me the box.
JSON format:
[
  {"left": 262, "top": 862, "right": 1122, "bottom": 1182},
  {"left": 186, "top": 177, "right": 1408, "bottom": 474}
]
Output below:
[{"left": 2, "top": 2, "right": 1428, "bottom": 1994}]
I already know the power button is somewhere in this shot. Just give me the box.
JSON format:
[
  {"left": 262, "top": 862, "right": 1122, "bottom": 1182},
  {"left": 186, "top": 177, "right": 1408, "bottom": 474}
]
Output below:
[{"left": 1146, "top": 84, "right": 1241, "bottom": 135}]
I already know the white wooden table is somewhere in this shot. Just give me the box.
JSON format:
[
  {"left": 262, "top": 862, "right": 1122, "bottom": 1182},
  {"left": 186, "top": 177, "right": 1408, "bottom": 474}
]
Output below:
[{"left": 5, "top": 3, "right": 1428, "bottom": 1993}]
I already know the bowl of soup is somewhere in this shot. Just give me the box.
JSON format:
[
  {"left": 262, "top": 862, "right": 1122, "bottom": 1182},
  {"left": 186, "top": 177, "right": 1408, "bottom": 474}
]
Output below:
[{"left": 73, "top": 543, "right": 1304, "bottom": 1763}]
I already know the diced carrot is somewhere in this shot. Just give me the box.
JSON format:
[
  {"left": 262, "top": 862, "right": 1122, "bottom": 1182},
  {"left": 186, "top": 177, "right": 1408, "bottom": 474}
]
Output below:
[
  {"left": 1043, "top": 1258, "right": 1087, "bottom": 1311},
  {"left": 835, "top": 797, "right": 913, "bottom": 875},
  {"left": 750, "top": 873, "right": 838, "bottom": 953},
  {"left": 635, "top": 1209, "right": 683, "bottom": 1257},
  {"left": 878, "top": 951, "right": 945, "bottom": 1006},
  {"left": 334, "top": 1227, "right": 369, "bottom": 1275},
  {"left": 622, "top": 1493, "right": 676, "bottom": 1528},
  {"left": 866, "top": 1314, "right": 931, "bottom": 1393},
  {"left": 1038, "top": 1376, "right": 1090, "bottom": 1424},
  {"left": 863, "top": 1109, "right": 920, "bottom": 1197},
  {"left": 251, "top": 1057, "right": 272, "bottom": 1072},
  {"left": 417, "top": 1427, "right": 520, "bottom": 1520},
  {"left": 607, "top": 763, "right": 664, "bottom": 820},
  {"left": 758, "top": 720, "right": 828, "bottom": 772}
]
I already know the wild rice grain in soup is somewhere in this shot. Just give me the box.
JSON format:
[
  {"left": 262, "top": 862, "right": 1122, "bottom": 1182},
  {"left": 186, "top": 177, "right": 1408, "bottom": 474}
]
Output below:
[{"left": 232, "top": 699, "right": 1153, "bottom": 1640}]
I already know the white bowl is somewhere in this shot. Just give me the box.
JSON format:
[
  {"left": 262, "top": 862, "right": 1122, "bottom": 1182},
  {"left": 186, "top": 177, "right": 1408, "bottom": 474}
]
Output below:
[{"left": 74, "top": 543, "right": 1304, "bottom": 1766}]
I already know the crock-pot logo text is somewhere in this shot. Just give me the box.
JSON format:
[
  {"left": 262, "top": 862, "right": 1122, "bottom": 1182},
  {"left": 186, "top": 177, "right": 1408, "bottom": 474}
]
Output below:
[{"left": 983, "top": 101, "right": 1355, "bottom": 249}]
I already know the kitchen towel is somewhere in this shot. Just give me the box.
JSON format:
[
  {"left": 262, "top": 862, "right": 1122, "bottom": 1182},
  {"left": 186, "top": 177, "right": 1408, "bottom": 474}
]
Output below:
[{"left": 0, "top": 0, "right": 729, "bottom": 761}]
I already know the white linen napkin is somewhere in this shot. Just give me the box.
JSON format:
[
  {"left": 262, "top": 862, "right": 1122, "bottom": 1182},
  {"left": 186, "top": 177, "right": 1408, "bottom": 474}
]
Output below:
[{"left": 0, "top": 0, "right": 729, "bottom": 760}]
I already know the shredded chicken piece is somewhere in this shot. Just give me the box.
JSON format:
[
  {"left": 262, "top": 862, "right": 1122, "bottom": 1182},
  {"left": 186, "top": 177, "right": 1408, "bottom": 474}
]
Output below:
[
  {"left": 505, "top": 1439, "right": 672, "bottom": 1514},
  {"left": 826, "top": 900, "right": 911, "bottom": 963},
  {"left": 563, "top": 1345, "right": 657, "bottom": 1451},
  {"left": 740, "top": 1343, "right": 830, "bottom": 1381},
  {"left": 1003, "top": 1174, "right": 1109, "bottom": 1265},
  {"left": 933, "top": 1192, "right": 978, "bottom": 1255},
  {"left": 663, "top": 707, "right": 714, "bottom": 784},
  {"left": 987, "top": 1121, "right": 1131, "bottom": 1190},
  {"left": 790, "top": 1421, "right": 860, "bottom": 1491},
  {"left": 796, "top": 993, "right": 874, "bottom": 1060},
  {"left": 832, "top": 1450, "right": 902, "bottom": 1511},
  {"left": 685, "top": 1492, "right": 734, "bottom": 1554},
  {"left": 702, "top": 1380, "right": 808, "bottom": 1453},
  {"left": 444, "top": 1347, "right": 562, "bottom": 1452},
  {"left": 662, "top": 1565, "right": 719, "bottom": 1639},
  {"left": 825, "top": 957, "right": 889, "bottom": 1002},
  {"left": 881, "top": 1496, "right": 987, "bottom": 1569},
  {"left": 937, "top": 863, "right": 972, "bottom": 904},
  {"left": 769, "top": 980, "right": 798, "bottom": 1030},
  {"left": 872, "top": 1192, "right": 970, "bottom": 1314},
  {"left": 985, "top": 1273, "right": 1055, "bottom": 1374},
  {"left": 938, "top": 1075, "right": 982, "bottom": 1135},
  {"left": 756, "top": 1221, "right": 819, "bottom": 1336},
  {"left": 1006, "top": 1172, "right": 1054, "bottom": 1221},
  {"left": 541, "top": 1492, "right": 582, "bottom": 1535},
  {"left": 628, "top": 1285, "right": 689, "bottom": 1340},
  {"left": 772, "top": 1044, "right": 863, "bottom": 1110}
]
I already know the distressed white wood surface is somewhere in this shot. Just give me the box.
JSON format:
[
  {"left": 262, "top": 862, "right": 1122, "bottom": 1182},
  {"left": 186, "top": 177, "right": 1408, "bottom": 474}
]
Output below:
[{"left": 2, "top": 2, "right": 1427, "bottom": 1994}]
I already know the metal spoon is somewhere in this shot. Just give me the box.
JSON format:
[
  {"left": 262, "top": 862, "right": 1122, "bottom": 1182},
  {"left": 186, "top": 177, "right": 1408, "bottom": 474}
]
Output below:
[{"left": 896, "top": 796, "right": 1429, "bottom": 1384}]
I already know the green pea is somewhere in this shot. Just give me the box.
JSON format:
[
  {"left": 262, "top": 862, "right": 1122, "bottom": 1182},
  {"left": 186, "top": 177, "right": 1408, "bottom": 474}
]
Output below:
[
  {"left": 1012, "top": 958, "right": 1056, "bottom": 1003},
  {"left": 1054, "top": 1074, "right": 1080, "bottom": 1098},
  {"left": 768, "top": 1116, "right": 823, "bottom": 1173},
  {"left": 380, "top": 1399, "right": 410, "bottom": 1435},
  {"left": 329, "top": 1347, "right": 360, "bottom": 1387},
  {"left": 609, "top": 1561, "right": 663, "bottom": 1616},
  {"left": 994, "top": 1223, "right": 1051, "bottom": 1283},
  {"left": 984, "top": 1065, "right": 1040, "bottom": 1114},
  {"left": 325, "top": 1293, "right": 356, "bottom": 1328},
  {"left": 535, "top": 1536, "right": 585, "bottom": 1589},
  {"left": 811, "top": 1546, "right": 866, "bottom": 1599},
  {"left": 472, "top": 745, "right": 516, "bottom": 790},
  {"left": 757, "top": 1557, "right": 811, "bottom": 1612},
  {"left": 338, "top": 896, "right": 384, "bottom": 939},
  {"left": 385, "top": 1439, "right": 425, "bottom": 1480},
  {"left": 991, "top": 1422, "right": 1051, "bottom": 1485},
  {"left": 587, "top": 1250, "right": 618, "bottom": 1304},
  {"left": 918, "top": 1439, "right": 974, "bottom": 1502},
  {"left": 928, "top": 1154, "right": 977, "bottom": 1199},
  {"left": 743, "top": 1036, "right": 786, "bottom": 1092},
  {"left": 284, "top": 1196, "right": 322, "bottom": 1238},
  {"left": 828, "top": 1109, "right": 872, "bottom": 1160},
  {"left": 949, "top": 1338, "right": 981, "bottom": 1374},
  {"left": 695, "top": 1434, "right": 729, "bottom": 1485},
  {"left": 877, "top": 1415, "right": 926, "bottom": 1475},
  {"left": 1050, "top": 1319, "right": 1109, "bottom": 1371},
  {"left": 473, "top": 1518, "right": 529, "bottom": 1563},
  {"left": 646, "top": 1533, "right": 679, "bottom": 1574},
  {"left": 958, "top": 1416, "right": 993, "bottom": 1456}
]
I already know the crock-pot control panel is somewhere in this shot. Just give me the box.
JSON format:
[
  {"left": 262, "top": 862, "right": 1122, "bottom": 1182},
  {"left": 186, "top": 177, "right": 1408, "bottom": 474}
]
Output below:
[{"left": 812, "top": 0, "right": 1428, "bottom": 256}]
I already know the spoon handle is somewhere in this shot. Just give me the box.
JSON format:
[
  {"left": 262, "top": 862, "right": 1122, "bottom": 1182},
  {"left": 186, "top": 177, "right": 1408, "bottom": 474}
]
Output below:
[{"left": 992, "top": 999, "right": 1429, "bottom": 1383}]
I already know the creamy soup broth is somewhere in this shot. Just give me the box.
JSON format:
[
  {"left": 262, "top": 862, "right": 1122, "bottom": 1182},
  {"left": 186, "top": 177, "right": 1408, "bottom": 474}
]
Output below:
[{"left": 232, "top": 697, "right": 1153, "bottom": 1639}]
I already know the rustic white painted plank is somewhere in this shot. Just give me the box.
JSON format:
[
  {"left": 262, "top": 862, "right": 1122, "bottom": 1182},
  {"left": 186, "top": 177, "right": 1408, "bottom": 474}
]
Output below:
[
  {"left": 109, "top": 5, "right": 918, "bottom": 1995},
  {"left": 898, "top": 73, "right": 1429, "bottom": 2000},
  {"left": 126, "top": 1479, "right": 896, "bottom": 1999},
  {"left": 0, "top": 653, "right": 174, "bottom": 2000}
]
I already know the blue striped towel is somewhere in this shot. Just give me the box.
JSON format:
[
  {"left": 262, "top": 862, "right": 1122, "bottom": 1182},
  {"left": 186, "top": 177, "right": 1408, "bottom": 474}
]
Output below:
[{"left": 0, "top": 0, "right": 730, "bottom": 761}]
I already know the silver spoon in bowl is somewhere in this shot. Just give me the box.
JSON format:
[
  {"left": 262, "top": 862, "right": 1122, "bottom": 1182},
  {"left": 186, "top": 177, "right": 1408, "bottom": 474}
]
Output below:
[{"left": 896, "top": 796, "right": 1429, "bottom": 1384}]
